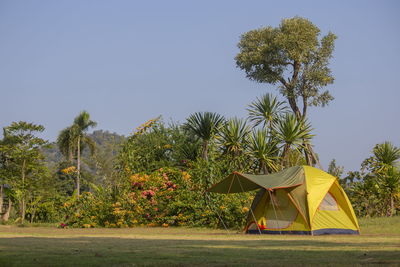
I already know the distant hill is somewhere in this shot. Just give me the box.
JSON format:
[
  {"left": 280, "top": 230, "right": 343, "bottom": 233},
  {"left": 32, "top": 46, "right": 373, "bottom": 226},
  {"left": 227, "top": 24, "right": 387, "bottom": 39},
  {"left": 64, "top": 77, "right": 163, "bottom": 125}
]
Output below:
[{"left": 89, "top": 130, "right": 126, "bottom": 157}]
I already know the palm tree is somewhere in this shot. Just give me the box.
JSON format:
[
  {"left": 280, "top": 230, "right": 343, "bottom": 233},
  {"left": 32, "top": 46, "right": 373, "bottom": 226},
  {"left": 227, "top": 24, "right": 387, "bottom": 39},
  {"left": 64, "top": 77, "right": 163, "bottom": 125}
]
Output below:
[
  {"left": 247, "top": 93, "right": 287, "bottom": 131},
  {"left": 57, "top": 111, "right": 96, "bottom": 198},
  {"left": 373, "top": 142, "right": 400, "bottom": 168},
  {"left": 371, "top": 142, "right": 400, "bottom": 216},
  {"left": 219, "top": 118, "right": 251, "bottom": 157},
  {"left": 185, "top": 112, "right": 225, "bottom": 161},
  {"left": 248, "top": 129, "right": 279, "bottom": 174},
  {"left": 73, "top": 111, "right": 97, "bottom": 198},
  {"left": 274, "top": 114, "right": 314, "bottom": 167}
]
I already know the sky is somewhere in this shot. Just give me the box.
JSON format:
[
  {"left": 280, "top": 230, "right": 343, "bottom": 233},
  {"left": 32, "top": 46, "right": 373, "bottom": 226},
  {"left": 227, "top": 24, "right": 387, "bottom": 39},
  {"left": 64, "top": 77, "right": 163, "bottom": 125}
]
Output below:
[{"left": 1, "top": 0, "right": 399, "bottom": 172}]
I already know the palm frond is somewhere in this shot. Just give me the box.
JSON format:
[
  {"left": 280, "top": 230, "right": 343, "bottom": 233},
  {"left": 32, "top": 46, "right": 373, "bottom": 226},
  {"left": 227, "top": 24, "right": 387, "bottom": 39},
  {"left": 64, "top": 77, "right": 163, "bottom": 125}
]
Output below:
[
  {"left": 74, "top": 110, "right": 98, "bottom": 132},
  {"left": 274, "top": 113, "right": 314, "bottom": 153},
  {"left": 247, "top": 93, "right": 287, "bottom": 129},
  {"left": 185, "top": 112, "right": 225, "bottom": 141},
  {"left": 219, "top": 118, "right": 251, "bottom": 156},
  {"left": 373, "top": 142, "right": 400, "bottom": 167},
  {"left": 248, "top": 129, "right": 280, "bottom": 173}
]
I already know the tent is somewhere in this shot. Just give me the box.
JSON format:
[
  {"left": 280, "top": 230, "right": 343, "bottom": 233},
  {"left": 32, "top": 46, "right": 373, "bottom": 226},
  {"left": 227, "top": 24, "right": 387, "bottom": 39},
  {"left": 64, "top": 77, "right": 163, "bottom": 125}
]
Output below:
[{"left": 207, "top": 166, "right": 360, "bottom": 235}]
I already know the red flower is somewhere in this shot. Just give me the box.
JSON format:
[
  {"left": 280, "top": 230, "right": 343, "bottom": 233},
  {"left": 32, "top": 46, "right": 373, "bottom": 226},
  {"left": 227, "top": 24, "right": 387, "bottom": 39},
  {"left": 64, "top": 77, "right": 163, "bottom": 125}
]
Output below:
[
  {"left": 163, "top": 173, "right": 169, "bottom": 180},
  {"left": 132, "top": 182, "right": 144, "bottom": 190},
  {"left": 141, "top": 190, "right": 155, "bottom": 199}
]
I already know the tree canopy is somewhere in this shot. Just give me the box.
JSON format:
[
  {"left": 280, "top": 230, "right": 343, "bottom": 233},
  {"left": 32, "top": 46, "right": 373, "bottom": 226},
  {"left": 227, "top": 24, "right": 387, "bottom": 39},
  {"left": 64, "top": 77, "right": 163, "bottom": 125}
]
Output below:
[{"left": 235, "top": 16, "right": 337, "bottom": 120}]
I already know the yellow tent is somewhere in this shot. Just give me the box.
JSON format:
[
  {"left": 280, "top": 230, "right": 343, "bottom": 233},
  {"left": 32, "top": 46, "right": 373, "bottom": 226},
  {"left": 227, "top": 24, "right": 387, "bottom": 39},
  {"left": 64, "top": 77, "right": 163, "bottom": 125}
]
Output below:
[{"left": 208, "top": 166, "right": 360, "bottom": 235}]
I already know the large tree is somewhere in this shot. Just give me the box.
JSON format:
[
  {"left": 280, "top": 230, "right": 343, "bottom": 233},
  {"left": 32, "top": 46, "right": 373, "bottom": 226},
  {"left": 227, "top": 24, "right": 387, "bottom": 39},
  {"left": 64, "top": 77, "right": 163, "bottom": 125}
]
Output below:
[
  {"left": 1, "top": 121, "right": 48, "bottom": 223},
  {"left": 236, "top": 16, "right": 336, "bottom": 165}
]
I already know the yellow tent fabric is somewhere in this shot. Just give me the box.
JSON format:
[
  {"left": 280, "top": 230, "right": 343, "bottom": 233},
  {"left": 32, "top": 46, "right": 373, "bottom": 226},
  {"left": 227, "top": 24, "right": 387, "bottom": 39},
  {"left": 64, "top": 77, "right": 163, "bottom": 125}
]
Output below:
[
  {"left": 304, "top": 166, "right": 336, "bottom": 225},
  {"left": 208, "top": 166, "right": 360, "bottom": 235}
]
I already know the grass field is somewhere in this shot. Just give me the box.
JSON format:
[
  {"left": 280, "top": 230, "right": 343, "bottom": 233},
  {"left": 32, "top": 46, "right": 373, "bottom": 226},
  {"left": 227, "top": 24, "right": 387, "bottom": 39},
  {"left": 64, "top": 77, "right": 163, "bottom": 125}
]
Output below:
[{"left": 0, "top": 217, "right": 399, "bottom": 266}]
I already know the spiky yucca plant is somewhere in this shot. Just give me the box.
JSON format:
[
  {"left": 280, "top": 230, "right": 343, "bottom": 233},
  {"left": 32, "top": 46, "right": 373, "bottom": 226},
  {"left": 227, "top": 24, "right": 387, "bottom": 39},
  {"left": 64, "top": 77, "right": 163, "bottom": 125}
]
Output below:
[
  {"left": 248, "top": 129, "right": 279, "bottom": 174},
  {"left": 185, "top": 112, "right": 225, "bottom": 161},
  {"left": 274, "top": 114, "right": 314, "bottom": 167},
  {"left": 247, "top": 93, "right": 287, "bottom": 130},
  {"left": 219, "top": 118, "right": 251, "bottom": 157}
]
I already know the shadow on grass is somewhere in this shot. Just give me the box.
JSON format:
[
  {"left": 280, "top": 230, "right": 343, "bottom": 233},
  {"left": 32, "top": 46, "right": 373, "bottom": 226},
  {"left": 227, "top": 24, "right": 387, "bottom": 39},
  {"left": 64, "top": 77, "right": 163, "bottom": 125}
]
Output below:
[{"left": 0, "top": 237, "right": 399, "bottom": 266}]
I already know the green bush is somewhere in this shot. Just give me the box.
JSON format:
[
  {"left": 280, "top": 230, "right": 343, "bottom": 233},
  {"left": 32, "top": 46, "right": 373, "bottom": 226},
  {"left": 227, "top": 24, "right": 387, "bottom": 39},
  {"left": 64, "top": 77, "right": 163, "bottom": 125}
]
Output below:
[{"left": 59, "top": 166, "right": 253, "bottom": 229}]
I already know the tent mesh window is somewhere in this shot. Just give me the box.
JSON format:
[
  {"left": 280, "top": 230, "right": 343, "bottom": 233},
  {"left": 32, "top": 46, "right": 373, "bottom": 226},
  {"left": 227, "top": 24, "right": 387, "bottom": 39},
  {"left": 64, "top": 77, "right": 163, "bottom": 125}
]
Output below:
[
  {"left": 266, "top": 190, "right": 298, "bottom": 229},
  {"left": 318, "top": 192, "right": 339, "bottom": 211}
]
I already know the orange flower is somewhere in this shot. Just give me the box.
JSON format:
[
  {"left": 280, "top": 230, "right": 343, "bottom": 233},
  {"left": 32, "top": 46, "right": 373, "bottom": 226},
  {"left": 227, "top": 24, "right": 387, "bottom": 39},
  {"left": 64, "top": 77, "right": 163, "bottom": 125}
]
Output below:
[{"left": 61, "top": 166, "right": 77, "bottom": 174}]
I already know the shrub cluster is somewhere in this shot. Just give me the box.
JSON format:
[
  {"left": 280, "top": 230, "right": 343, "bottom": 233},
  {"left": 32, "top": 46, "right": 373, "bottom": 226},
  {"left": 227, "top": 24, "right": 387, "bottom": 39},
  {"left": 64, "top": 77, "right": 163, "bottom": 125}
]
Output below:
[{"left": 60, "top": 167, "right": 253, "bottom": 229}]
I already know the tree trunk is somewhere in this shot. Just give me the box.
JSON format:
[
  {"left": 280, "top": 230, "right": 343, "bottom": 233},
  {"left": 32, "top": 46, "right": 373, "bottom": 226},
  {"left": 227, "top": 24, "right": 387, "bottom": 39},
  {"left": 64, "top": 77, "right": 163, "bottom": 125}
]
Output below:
[
  {"left": 1, "top": 199, "right": 12, "bottom": 222},
  {"left": 0, "top": 184, "right": 3, "bottom": 215},
  {"left": 21, "top": 159, "right": 26, "bottom": 224},
  {"left": 304, "top": 143, "right": 313, "bottom": 166},
  {"left": 260, "top": 161, "right": 268, "bottom": 174},
  {"left": 281, "top": 144, "right": 290, "bottom": 168},
  {"left": 68, "top": 146, "right": 73, "bottom": 162},
  {"left": 202, "top": 141, "right": 209, "bottom": 161},
  {"left": 30, "top": 207, "right": 36, "bottom": 223},
  {"left": 389, "top": 195, "right": 394, "bottom": 217},
  {"left": 77, "top": 136, "right": 81, "bottom": 199}
]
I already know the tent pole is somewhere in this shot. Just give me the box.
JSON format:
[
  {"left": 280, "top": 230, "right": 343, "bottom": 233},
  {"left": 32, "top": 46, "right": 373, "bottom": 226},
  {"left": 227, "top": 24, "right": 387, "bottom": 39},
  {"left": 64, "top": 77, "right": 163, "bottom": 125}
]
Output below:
[
  {"left": 205, "top": 193, "right": 230, "bottom": 233},
  {"left": 268, "top": 189, "right": 282, "bottom": 235},
  {"left": 237, "top": 177, "right": 262, "bottom": 235},
  {"left": 205, "top": 174, "right": 235, "bottom": 234}
]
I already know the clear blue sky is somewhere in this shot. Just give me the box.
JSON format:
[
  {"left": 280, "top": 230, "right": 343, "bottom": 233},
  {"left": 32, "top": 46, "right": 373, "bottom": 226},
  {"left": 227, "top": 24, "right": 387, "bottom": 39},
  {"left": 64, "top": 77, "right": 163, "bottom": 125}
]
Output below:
[{"left": 1, "top": 0, "right": 399, "bottom": 172}]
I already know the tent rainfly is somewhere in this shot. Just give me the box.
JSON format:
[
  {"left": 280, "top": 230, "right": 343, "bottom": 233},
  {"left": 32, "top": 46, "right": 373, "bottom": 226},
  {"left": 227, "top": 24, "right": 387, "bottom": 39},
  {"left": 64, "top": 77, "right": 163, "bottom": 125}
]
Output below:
[{"left": 207, "top": 166, "right": 360, "bottom": 235}]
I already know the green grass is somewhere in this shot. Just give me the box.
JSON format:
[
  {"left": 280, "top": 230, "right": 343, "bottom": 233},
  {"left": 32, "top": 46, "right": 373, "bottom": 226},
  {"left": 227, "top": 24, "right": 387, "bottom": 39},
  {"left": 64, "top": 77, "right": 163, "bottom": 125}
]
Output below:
[
  {"left": 0, "top": 217, "right": 399, "bottom": 266},
  {"left": 358, "top": 216, "right": 400, "bottom": 234}
]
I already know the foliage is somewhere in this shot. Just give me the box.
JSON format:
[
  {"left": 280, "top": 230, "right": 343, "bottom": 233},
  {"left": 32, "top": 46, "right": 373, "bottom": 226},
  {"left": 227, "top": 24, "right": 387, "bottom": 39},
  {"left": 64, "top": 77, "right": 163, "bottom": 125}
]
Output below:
[
  {"left": 248, "top": 129, "right": 279, "bottom": 174},
  {"left": 247, "top": 93, "right": 287, "bottom": 129},
  {"left": 185, "top": 112, "right": 225, "bottom": 161},
  {"left": 236, "top": 16, "right": 336, "bottom": 118},
  {"left": 218, "top": 118, "right": 251, "bottom": 158},
  {"left": 273, "top": 113, "right": 314, "bottom": 166},
  {"left": 327, "top": 159, "right": 344, "bottom": 179},
  {"left": 60, "top": 167, "right": 253, "bottom": 229},
  {"left": 116, "top": 118, "right": 198, "bottom": 175},
  {"left": 0, "top": 121, "right": 50, "bottom": 223},
  {"left": 343, "top": 142, "right": 400, "bottom": 217}
]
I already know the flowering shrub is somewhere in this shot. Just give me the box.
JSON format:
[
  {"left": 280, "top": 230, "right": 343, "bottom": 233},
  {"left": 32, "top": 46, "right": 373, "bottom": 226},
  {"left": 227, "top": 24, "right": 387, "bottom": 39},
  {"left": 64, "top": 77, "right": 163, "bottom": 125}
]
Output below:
[
  {"left": 59, "top": 166, "right": 253, "bottom": 229},
  {"left": 127, "top": 168, "right": 197, "bottom": 226}
]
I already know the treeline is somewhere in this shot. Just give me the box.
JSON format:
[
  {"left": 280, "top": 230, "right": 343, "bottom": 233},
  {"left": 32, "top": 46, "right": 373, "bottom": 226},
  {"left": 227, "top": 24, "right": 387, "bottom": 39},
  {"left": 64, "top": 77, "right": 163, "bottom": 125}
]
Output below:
[
  {"left": 0, "top": 99, "right": 398, "bottom": 228},
  {"left": 0, "top": 93, "right": 316, "bottom": 227}
]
